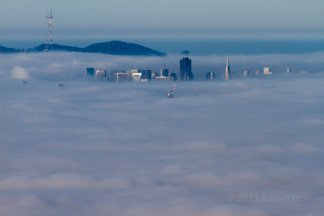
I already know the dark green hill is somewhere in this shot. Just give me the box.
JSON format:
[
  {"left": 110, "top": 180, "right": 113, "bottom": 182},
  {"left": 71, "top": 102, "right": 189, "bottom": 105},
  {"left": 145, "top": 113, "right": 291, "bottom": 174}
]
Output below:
[
  {"left": 0, "top": 46, "right": 21, "bottom": 53},
  {"left": 32, "top": 44, "right": 83, "bottom": 52},
  {"left": 1, "top": 41, "right": 165, "bottom": 56},
  {"left": 83, "top": 41, "right": 165, "bottom": 56}
]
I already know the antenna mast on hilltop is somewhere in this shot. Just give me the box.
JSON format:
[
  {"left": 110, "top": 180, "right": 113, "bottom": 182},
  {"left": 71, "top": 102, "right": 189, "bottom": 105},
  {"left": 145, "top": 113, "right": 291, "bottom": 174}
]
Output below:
[{"left": 46, "top": 9, "right": 53, "bottom": 50}]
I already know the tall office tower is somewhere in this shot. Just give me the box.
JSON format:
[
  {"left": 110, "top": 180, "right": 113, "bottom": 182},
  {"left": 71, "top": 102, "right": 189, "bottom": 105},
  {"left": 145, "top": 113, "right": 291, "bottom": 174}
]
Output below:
[
  {"left": 183, "top": 72, "right": 194, "bottom": 81},
  {"left": 161, "top": 65, "right": 169, "bottom": 77},
  {"left": 126, "top": 69, "right": 140, "bottom": 79},
  {"left": 225, "top": 56, "right": 231, "bottom": 80},
  {"left": 264, "top": 67, "right": 273, "bottom": 74},
  {"left": 166, "top": 73, "right": 173, "bottom": 81},
  {"left": 206, "top": 72, "right": 215, "bottom": 80},
  {"left": 116, "top": 73, "right": 128, "bottom": 82},
  {"left": 141, "top": 70, "right": 152, "bottom": 80},
  {"left": 96, "top": 70, "right": 106, "bottom": 77},
  {"left": 85, "top": 68, "right": 94, "bottom": 76},
  {"left": 151, "top": 72, "right": 159, "bottom": 79},
  {"left": 170, "top": 73, "right": 177, "bottom": 81},
  {"left": 180, "top": 57, "right": 193, "bottom": 81},
  {"left": 287, "top": 68, "right": 291, "bottom": 73},
  {"left": 132, "top": 73, "right": 142, "bottom": 82}
]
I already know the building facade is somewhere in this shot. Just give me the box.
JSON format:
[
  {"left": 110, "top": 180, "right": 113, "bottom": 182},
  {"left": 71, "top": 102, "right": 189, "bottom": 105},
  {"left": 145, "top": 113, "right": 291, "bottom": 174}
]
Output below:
[
  {"left": 180, "top": 57, "right": 193, "bottom": 81},
  {"left": 96, "top": 70, "right": 106, "bottom": 77},
  {"left": 206, "top": 72, "right": 215, "bottom": 80},
  {"left": 225, "top": 56, "right": 231, "bottom": 80},
  {"left": 126, "top": 69, "right": 141, "bottom": 79},
  {"left": 132, "top": 73, "right": 142, "bottom": 82},
  {"left": 263, "top": 67, "right": 273, "bottom": 74},
  {"left": 85, "top": 68, "right": 94, "bottom": 76},
  {"left": 170, "top": 73, "right": 177, "bottom": 81},
  {"left": 116, "top": 73, "right": 128, "bottom": 82},
  {"left": 161, "top": 66, "right": 169, "bottom": 77},
  {"left": 141, "top": 70, "right": 152, "bottom": 80}
]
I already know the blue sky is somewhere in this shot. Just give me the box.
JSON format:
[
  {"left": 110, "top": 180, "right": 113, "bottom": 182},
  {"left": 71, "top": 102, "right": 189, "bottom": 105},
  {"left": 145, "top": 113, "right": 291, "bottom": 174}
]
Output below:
[{"left": 1, "top": 0, "right": 324, "bottom": 40}]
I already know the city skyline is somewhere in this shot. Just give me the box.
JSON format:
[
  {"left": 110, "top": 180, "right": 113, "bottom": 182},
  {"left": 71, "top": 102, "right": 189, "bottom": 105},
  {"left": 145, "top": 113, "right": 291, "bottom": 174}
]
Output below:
[
  {"left": 83, "top": 56, "right": 284, "bottom": 83},
  {"left": 82, "top": 56, "right": 297, "bottom": 83}
]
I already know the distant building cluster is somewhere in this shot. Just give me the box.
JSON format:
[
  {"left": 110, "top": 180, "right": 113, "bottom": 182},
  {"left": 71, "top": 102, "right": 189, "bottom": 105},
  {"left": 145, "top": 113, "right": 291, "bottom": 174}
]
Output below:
[
  {"left": 86, "top": 67, "right": 178, "bottom": 83},
  {"left": 85, "top": 56, "right": 307, "bottom": 83},
  {"left": 84, "top": 57, "right": 195, "bottom": 83},
  {"left": 220, "top": 56, "right": 306, "bottom": 80}
]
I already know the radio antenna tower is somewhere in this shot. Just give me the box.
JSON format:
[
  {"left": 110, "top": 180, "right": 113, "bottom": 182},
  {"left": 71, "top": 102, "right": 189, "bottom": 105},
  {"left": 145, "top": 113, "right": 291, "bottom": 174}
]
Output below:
[{"left": 46, "top": 9, "right": 53, "bottom": 50}]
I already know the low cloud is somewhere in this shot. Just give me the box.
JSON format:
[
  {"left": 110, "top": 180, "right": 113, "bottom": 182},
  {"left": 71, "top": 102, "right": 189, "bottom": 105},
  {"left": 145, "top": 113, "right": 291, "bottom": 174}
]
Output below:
[
  {"left": 11, "top": 66, "right": 30, "bottom": 79},
  {"left": 0, "top": 51, "right": 324, "bottom": 81}
]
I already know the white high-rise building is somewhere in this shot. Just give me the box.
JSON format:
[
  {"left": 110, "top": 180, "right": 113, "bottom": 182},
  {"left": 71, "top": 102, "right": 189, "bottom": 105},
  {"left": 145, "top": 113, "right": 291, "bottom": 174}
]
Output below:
[
  {"left": 132, "top": 73, "right": 142, "bottom": 82},
  {"left": 225, "top": 56, "right": 231, "bottom": 80},
  {"left": 126, "top": 69, "right": 140, "bottom": 79},
  {"left": 126, "top": 69, "right": 144, "bottom": 81},
  {"left": 116, "top": 73, "right": 128, "bottom": 82},
  {"left": 96, "top": 70, "right": 106, "bottom": 77},
  {"left": 263, "top": 67, "right": 273, "bottom": 75}
]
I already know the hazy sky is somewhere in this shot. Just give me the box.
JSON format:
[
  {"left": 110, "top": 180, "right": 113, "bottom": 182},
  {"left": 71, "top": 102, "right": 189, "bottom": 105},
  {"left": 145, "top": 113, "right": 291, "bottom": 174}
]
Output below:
[{"left": 1, "top": 0, "right": 324, "bottom": 40}]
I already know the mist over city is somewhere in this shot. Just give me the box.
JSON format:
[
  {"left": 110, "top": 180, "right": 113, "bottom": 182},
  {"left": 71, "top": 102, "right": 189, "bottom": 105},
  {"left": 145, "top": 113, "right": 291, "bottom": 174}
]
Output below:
[
  {"left": 1, "top": 51, "right": 324, "bottom": 80},
  {"left": 1, "top": 1, "right": 324, "bottom": 216}
]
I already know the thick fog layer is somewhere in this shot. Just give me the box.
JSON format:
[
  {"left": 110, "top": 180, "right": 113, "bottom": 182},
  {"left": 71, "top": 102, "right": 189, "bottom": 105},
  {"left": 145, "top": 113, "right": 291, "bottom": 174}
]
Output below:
[
  {"left": 1, "top": 52, "right": 324, "bottom": 80},
  {"left": 1, "top": 52, "right": 324, "bottom": 216}
]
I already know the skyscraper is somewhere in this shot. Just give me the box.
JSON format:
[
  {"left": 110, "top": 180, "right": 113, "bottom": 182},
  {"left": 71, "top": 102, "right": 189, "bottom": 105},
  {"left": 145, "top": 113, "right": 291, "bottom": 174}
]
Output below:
[
  {"left": 161, "top": 65, "right": 169, "bottom": 77},
  {"left": 206, "top": 72, "right": 215, "bottom": 80},
  {"left": 180, "top": 57, "right": 193, "bottom": 81},
  {"left": 263, "top": 67, "right": 272, "bottom": 74},
  {"left": 116, "top": 73, "right": 128, "bottom": 82},
  {"left": 170, "top": 73, "right": 177, "bottom": 81},
  {"left": 141, "top": 70, "right": 152, "bottom": 80},
  {"left": 225, "top": 56, "right": 231, "bottom": 80},
  {"left": 96, "top": 70, "right": 106, "bottom": 77},
  {"left": 85, "top": 68, "right": 94, "bottom": 76},
  {"left": 126, "top": 69, "right": 140, "bottom": 79}
]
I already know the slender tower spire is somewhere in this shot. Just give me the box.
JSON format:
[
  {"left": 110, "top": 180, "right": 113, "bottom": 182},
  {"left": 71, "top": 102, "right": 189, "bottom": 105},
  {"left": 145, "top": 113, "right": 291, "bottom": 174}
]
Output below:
[
  {"left": 46, "top": 9, "right": 53, "bottom": 50},
  {"left": 225, "top": 56, "right": 231, "bottom": 80}
]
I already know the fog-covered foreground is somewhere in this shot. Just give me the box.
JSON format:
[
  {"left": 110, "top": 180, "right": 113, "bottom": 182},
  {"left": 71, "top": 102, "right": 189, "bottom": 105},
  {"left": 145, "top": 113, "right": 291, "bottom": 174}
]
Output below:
[{"left": 1, "top": 72, "right": 324, "bottom": 216}]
